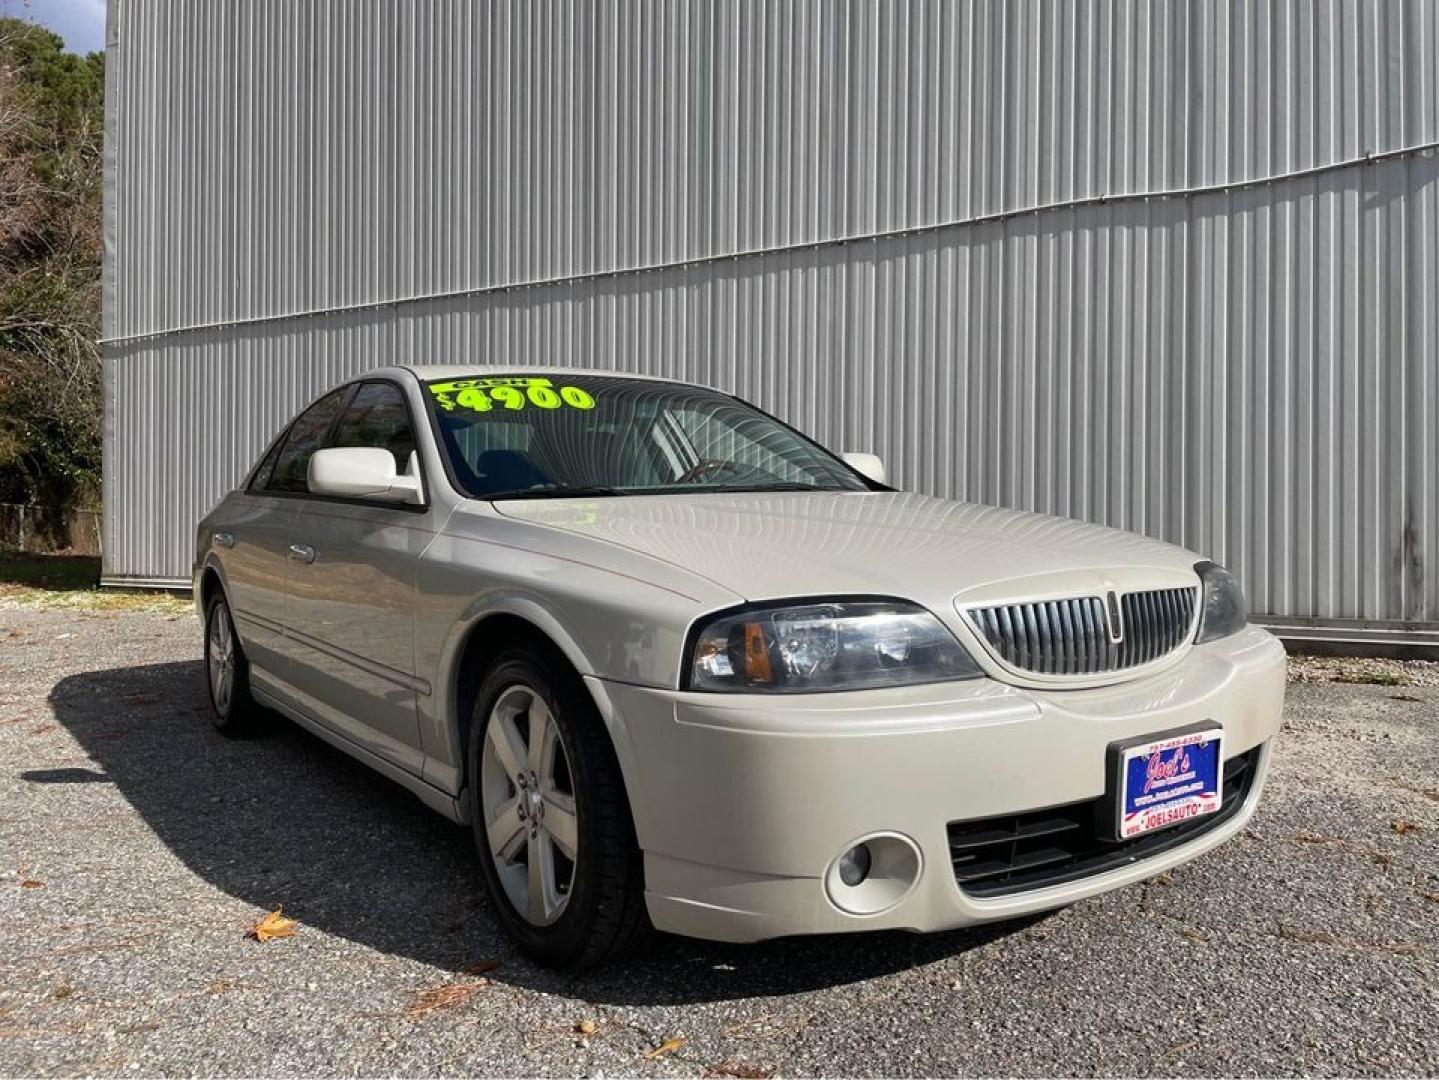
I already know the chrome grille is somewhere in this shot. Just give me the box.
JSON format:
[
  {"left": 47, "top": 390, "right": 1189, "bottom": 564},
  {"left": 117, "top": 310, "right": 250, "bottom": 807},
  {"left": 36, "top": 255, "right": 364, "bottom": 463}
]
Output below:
[{"left": 966, "top": 587, "right": 1198, "bottom": 676}]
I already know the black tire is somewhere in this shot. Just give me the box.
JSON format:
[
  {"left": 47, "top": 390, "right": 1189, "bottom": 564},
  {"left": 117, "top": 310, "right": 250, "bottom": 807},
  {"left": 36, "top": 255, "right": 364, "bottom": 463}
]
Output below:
[
  {"left": 468, "top": 649, "right": 648, "bottom": 969},
  {"left": 203, "top": 591, "right": 262, "bottom": 737}
]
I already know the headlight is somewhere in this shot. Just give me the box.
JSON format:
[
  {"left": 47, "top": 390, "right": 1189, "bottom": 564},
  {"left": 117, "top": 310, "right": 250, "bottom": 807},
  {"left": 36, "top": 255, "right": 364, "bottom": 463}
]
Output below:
[
  {"left": 1194, "top": 561, "right": 1247, "bottom": 642},
  {"left": 687, "top": 599, "right": 983, "bottom": 693}
]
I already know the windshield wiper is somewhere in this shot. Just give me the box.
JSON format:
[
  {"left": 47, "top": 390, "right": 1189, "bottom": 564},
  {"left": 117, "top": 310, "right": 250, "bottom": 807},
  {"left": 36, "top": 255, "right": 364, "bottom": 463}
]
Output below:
[
  {"left": 486, "top": 485, "right": 630, "bottom": 500},
  {"left": 617, "top": 481, "right": 852, "bottom": 496},
  {"left": 705, "top": 482, "right": 847, "bottom": 493}
]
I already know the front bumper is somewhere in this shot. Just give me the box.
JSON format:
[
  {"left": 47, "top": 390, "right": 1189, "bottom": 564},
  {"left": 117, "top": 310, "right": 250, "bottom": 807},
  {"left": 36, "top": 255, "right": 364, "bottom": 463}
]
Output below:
[{"left": 593, "top": 626, "right": 1287, "bottom": 943}]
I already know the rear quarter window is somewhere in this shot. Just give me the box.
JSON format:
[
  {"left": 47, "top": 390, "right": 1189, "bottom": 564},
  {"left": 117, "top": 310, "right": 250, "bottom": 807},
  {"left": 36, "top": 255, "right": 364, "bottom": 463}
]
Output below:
[{"left": 246, "top": 436, "right": 285, "bottom": 491}]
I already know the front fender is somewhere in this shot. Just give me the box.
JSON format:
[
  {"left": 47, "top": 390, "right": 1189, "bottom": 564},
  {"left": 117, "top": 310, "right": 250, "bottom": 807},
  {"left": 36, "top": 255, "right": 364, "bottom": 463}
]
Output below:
[
  {"left": 420, "top": 592, "right": 644, "bottom": 822},
  {"left": 413, "top": 520, "right": 738, "bottom": 808}
]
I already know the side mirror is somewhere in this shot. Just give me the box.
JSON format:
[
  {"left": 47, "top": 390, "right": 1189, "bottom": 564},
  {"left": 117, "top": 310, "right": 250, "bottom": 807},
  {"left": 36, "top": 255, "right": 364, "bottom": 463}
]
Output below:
[
  {"left": 308, "top": 447, "right": 422, "bottom": 504},
  {"left": 841, "top": 451, "right": 886, "bottom": 486}
]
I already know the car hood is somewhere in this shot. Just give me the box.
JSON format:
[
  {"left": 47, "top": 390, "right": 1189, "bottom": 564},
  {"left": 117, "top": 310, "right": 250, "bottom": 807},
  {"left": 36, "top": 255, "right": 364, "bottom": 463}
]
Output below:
[{"left": 493, "top": 491, "right": 1203, "bottom": 613}]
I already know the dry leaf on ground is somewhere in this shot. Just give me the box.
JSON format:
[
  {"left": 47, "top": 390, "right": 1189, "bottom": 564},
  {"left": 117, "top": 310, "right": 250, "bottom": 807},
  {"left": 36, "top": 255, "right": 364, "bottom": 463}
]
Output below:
[
  {"left": 20, "top": 879, "right": 43, "bottom": 888},
  {"left": 1155, "top": 1040, "right": 1199, "bottom": 1063},
  {"left": 406, "top": 981, "right": 489, "bottom": 1017},
  {"left": 1276, "top": 925, "right": 1425, "bottom": 956},
  {"left": 645, "top": 1037, "right": 687, "bottom": 1059},
  {"left": 246, "top": 908, "right": 298, "bottom": 943},
  {"left": 1393, "top": 819, "right": 1423, "bottom": 835},
  {"left": 705, "top": 1063, "right": 773, "bottom": 1078}
]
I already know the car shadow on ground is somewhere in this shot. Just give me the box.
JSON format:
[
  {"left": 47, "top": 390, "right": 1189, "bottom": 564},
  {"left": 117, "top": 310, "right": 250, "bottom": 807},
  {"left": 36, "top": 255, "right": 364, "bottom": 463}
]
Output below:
[{"left": 45, "top": 659, "right": 1032, "bottom": 1004}]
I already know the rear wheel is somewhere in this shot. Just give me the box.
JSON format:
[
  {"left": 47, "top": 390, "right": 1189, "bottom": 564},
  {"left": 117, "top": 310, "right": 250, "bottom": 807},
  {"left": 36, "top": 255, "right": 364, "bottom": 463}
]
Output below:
[
  {"left": 204, "top": 592, "right": 261, "bottom": 736},
  {"left": 469, "top": 650, "right": 647, "bottom": 968}
]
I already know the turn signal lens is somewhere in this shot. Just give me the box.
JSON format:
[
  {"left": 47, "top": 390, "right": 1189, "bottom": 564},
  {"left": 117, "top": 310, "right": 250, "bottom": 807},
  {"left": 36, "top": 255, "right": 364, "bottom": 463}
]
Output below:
[
  {"left": 742, "top": 621, "right": 774, "bottom": 683},
  {"left": 1194, "top": 561, "right": 1248, "bottom": 643}
]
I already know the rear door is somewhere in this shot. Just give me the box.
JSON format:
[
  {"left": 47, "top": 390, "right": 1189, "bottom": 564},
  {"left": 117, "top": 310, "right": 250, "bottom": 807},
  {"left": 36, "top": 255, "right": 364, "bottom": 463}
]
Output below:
[{"left": 283, "top": 379, "right": 435, "bottom": 775}]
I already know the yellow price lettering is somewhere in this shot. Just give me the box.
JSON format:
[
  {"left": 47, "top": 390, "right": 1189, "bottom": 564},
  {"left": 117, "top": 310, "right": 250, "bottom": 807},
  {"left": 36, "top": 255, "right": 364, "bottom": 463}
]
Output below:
[
  {"left": 560, "top": 386, "right": 595, "bottom": 409},
  {"left": 489, "top": 385, "right": 525, "bottom": 409},
  {"left": 428, "top": 377, "right": 597, "bottom": 415},
  {"left": 456, "top": 387, "right": 492, "bottom": 412}
]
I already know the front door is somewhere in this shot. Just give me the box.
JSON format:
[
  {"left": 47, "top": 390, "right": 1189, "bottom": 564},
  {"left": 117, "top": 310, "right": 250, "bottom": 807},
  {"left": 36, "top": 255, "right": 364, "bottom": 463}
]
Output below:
[
  {"left": 282, "top": 380, "right": 434, "bottom": 775},
  {"left": 229, "top": 386, "right": 352, "bottom": 687}
]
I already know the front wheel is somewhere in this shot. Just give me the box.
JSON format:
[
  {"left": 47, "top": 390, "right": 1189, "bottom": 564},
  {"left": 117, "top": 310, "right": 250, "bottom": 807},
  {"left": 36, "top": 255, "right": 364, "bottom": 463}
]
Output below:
[{"left": 469, "top": 651, "right": 648, "bottom": 968}]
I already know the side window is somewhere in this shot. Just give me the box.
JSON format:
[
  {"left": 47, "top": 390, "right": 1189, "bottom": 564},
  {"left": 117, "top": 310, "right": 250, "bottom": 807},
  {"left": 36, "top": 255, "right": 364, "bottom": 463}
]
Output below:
[
  {"left": 265, "top": 387, "right": 351, "bottom": 493},
  {"left": 330, "top": 382, "right": 417, "bottom": 474},
  {"left": 247, "top": 436, "right": 285, "bottom": 491}
]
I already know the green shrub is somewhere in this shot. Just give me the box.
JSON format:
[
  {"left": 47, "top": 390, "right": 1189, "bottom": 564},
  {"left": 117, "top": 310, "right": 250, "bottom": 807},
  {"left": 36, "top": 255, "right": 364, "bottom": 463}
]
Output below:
[{"left": 0, "top": 19, "right": 103, "bottom": 513}]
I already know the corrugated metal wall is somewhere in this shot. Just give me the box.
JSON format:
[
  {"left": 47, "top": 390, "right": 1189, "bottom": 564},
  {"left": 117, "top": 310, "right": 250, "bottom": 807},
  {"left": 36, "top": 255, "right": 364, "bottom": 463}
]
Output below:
[{"left": 103, "top": 0, "right": 1439, "bottom": 636}]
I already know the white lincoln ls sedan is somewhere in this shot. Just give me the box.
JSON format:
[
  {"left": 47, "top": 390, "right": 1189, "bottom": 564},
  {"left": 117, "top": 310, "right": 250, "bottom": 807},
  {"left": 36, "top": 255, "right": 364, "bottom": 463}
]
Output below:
[{"left": 195, "top": 366, "right": 1286, "bottom": 968}]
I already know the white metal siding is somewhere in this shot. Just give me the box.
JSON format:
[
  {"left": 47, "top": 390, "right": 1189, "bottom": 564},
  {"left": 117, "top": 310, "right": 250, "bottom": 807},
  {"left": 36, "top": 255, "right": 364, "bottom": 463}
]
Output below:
[{"left": 104, "top": 1, "right": 1438, "bottom": 632}]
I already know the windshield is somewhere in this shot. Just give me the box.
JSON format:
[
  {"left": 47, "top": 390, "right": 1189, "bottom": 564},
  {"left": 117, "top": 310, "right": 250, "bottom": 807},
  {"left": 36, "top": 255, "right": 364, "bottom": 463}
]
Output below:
[{"left": 425, "top": 374, "right": 871, "bottom": 499}]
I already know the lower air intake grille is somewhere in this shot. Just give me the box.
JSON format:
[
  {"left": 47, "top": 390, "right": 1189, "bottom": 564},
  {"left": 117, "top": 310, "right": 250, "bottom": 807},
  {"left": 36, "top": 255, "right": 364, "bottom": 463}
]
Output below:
[
  {"left": 966, "top": 586, "right": 1198, "bottom": 676},
  {"left": 947, "top": 745, "right": 1261, "bottom": 898}
]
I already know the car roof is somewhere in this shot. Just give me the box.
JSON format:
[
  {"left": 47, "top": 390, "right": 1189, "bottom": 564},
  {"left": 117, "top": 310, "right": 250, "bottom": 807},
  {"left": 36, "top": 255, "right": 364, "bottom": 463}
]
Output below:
[{"left": 384, "top": 364, "right": 708, "bottom": 388}]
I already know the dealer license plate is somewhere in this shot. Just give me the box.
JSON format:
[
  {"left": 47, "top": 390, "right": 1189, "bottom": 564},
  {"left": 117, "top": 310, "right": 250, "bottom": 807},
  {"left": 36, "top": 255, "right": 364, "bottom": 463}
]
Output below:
[{"left": 1116, "top": 727, "right": 1224, "bottom": 840}]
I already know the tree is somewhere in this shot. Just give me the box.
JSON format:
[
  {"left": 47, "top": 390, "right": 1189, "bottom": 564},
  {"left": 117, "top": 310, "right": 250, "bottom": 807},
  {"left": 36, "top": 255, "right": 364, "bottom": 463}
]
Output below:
[{"left": 0, "top": 17, "right": 104, "bottom": 522}]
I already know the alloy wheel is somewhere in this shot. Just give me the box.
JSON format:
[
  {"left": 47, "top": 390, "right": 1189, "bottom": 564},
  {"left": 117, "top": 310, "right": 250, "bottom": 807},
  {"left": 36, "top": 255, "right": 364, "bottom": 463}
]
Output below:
[
  {"left": 208, "top": 604, "right": 235, "bottom": 717},
  {"left": 479, "top": 684, "right": 580, "bottom": 926}
]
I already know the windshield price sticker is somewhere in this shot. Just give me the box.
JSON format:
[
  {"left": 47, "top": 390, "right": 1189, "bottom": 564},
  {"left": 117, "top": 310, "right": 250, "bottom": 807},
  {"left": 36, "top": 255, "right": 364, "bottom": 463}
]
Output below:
[{"left": 428, "top": 377, "right": 596, "bottom": 414}]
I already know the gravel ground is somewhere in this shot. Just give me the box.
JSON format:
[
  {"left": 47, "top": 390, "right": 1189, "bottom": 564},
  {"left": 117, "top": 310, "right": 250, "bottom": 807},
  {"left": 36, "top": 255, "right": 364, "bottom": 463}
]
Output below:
[{"left": 1, "top": 599, "right": 1436, "bottom": 1077}]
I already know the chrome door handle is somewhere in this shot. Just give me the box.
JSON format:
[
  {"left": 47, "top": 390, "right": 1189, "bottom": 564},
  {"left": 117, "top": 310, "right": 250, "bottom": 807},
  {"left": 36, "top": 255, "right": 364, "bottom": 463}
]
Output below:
[
  {"left": 212, "top": 531, "right": 235, "bottom": 549},
  {"left": 287, "top": 543, "right": 316, "bottom": 564}
]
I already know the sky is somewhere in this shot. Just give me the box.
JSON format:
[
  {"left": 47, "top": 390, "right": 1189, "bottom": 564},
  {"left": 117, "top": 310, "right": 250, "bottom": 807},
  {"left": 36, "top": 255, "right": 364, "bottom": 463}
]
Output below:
[{"left": 2, "top": 0, "right": 105, "bottom": 54}]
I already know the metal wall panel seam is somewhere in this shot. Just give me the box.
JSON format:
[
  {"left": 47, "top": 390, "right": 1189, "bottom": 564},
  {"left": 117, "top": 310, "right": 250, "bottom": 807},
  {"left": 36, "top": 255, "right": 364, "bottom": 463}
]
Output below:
[{"left": 99, "top": 138, "right": 1439, "bottom": 348}]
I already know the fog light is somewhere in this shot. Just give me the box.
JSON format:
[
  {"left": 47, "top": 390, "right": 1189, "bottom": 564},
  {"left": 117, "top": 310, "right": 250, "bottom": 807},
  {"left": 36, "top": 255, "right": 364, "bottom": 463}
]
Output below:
[
  {"left": 824, "top": 833, "right": 922, "bottom": 916},
  {"left": 838, "top": 843, "right": 872, "bottom": 886}
]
